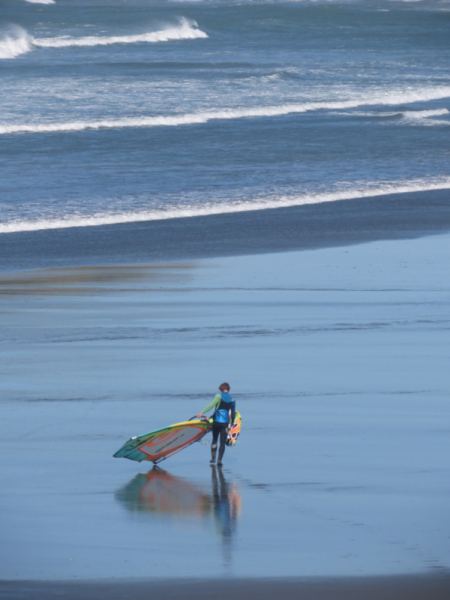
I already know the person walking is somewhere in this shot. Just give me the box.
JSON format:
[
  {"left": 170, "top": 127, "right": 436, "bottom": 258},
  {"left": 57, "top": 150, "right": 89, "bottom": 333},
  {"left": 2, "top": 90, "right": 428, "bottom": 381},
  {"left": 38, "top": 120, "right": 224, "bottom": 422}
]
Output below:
[{"left": 198, "top": 383, "right": 236, "bottom": 466}]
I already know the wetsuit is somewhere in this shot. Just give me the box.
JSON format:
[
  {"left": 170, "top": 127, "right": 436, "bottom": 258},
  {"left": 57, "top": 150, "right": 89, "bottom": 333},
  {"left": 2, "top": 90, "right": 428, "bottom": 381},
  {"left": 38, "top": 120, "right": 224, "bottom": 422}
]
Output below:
[{"left": 201, "top": 392, "right": 236, "bottom": 463}]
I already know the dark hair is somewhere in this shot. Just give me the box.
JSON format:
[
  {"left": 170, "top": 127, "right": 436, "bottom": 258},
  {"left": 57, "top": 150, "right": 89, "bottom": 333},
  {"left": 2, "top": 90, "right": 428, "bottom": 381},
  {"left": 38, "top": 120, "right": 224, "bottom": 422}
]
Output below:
[{"left": 219, "top": 382, "right": 231, "bottom": 391}]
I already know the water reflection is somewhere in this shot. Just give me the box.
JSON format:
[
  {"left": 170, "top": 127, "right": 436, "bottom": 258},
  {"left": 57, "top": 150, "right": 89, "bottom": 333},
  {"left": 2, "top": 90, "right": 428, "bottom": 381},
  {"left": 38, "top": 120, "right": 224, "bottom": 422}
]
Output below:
[
  {"left": 116, "top": 466, "right": 241, "bottom": 566},
  {"left": 211, "top": 466, "right": 241, "bottom": 566},
  {"left": 116, "top": 467, "right": 210, "bottom": 516}
]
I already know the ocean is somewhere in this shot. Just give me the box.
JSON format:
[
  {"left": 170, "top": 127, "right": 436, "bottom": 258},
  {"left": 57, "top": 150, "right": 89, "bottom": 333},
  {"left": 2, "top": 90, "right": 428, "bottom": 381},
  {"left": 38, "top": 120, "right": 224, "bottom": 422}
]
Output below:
[{"left": 1, "top": 0, "right": 450, "bottom": 265}]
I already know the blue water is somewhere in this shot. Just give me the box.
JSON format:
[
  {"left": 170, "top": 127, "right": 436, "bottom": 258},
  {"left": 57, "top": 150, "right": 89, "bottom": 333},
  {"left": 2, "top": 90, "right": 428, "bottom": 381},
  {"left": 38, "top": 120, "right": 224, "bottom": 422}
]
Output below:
[{"left": 1, "top": 0, "right": 450, "bottom": 236}]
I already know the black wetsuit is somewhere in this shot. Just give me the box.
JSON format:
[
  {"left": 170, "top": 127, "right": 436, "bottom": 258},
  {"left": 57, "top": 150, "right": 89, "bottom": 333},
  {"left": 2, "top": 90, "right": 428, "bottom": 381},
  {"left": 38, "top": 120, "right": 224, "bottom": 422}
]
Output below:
[{"left": 210, "top": 393, "right": 236, "bottom": 462}]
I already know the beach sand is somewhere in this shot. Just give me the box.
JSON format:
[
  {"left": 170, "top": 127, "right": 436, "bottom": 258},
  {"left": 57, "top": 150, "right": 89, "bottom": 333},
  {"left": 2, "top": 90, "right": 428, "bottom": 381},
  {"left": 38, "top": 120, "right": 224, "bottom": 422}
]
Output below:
[
  {"left": 1, "top": 231, "right": 450, "bottom": 595},
  {"left": 2, "top": 574, "right": 450, "bottom": 600}
]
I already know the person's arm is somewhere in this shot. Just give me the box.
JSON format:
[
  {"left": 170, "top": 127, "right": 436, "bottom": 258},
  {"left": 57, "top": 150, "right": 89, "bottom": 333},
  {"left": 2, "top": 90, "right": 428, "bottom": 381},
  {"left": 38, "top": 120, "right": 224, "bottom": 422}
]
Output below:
[
  {"left": 197, "top": 394, "right": 220, "bottom": 417},
  {"left": 229, "top": 401, "right": 236, "bottom": 425}
]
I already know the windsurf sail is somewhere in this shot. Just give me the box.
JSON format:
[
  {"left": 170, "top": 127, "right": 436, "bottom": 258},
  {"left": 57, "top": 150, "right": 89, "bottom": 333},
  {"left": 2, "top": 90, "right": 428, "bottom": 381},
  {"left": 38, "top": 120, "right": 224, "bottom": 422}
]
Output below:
[{"left": 113, "top": 418, "right": 211, "bottom": 464}]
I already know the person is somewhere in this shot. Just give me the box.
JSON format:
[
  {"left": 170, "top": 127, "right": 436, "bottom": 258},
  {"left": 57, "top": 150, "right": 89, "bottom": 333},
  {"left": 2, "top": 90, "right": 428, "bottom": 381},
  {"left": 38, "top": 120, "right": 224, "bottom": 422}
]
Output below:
[{"left": 197, "top": 383, "right": 236, "bottom": 466}]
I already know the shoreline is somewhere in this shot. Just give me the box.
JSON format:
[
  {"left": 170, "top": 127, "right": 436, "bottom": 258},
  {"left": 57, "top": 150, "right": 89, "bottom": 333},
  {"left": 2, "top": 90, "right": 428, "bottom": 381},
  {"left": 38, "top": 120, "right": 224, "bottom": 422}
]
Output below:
[
  {"left": 2, "top": 574, "right": 450, "bottom": 600},
  {"left": 1, "top": 189, "right": 450, "bottom": 271}
]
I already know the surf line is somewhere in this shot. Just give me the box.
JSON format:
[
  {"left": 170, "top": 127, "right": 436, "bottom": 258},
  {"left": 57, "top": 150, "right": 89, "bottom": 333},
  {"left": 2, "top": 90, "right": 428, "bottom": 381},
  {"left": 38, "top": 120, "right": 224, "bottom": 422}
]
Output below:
[
  {"left": 2, "top": 178, "right": 450, "bottom": 234},
  {"left": 1, "top": 87, "right": 450, "bottom": 135}
]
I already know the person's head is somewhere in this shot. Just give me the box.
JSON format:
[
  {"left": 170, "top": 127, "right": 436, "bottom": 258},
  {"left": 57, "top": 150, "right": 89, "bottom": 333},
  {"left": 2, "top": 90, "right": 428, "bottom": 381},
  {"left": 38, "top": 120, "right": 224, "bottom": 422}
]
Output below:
[{"left": 219, "top": 382, "right": 230, "bottom": 392}]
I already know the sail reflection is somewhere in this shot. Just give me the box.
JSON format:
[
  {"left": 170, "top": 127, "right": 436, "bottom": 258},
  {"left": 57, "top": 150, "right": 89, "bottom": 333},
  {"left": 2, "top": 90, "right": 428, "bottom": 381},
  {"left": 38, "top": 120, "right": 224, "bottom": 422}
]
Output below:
[
  {"left": 116, "top": 467, "right": 241, "bottom": 565},
  {"left": 116, "top": 468, "right": 211, "bottom": 516}
]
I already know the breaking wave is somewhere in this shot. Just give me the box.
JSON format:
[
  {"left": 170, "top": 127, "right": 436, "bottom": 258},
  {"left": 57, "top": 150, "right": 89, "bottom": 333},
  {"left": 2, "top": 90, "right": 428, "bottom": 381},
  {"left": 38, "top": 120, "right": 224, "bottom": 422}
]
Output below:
[
  {"left": 33, "top": 18, "right": 207, "bottom": 48},
  {"left": 0, "top": 19, "right": 207, "bottom": 60},
  {"left": 1, "top": 86, "right": 449, "bottom": 134},
  {"left": 1, "top": 177, "right": 450, "bottom": 234},
  {"left": 24, "top": 0, "right": 56, "bottom": 5},
  {"left": 342, "top": 107, "right": 450, "bottom": 127},
  {"left": 0, "top": 26, "right": 33, "bottom": 60},
  {"left": 400, "top": 108, "right": 450, "bottom": 126}
]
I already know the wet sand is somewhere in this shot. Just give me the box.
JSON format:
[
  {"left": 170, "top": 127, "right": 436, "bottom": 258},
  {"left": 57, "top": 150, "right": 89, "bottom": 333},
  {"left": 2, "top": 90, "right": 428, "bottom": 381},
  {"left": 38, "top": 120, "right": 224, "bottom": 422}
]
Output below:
[
  {"left": 1, "top": 231, "right": 450, "bottom": 591},
  {"left": 2, "top": 574, "right": 450, "bottom": 600}
]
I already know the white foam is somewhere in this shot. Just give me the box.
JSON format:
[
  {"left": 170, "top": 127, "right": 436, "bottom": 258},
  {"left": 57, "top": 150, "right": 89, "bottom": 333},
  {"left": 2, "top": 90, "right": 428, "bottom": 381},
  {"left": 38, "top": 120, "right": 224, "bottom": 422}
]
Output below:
[
  {"left": 0, "top": 25, "right": 33, "bottom": 60},
  {"left": 33, "top": 18, "right": 207, "bottom": 48},
  {"left": 2, "top": 177, "right": 450, "bottom": 234},
  {"left": 401, "top": 108, "right": 450, "bottom": 126},
  {"left": 1, "top": 86, "right": 449, "bottom": 134},
  {"left": 0, "top": 19, "right": 206, "bottom": 60},
  {"left": 407, "top": 108, "right": 449, "bottom": 117},
  {"left": 24, "top": 0, "right": 55, "bottom": 5}
]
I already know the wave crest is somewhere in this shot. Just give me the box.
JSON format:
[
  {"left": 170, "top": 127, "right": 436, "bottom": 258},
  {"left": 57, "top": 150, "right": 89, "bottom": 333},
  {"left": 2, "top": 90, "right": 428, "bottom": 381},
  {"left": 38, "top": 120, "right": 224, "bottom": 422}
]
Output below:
[
  {"left": 1, "top": 87, "right": 450, "bottom": 135},
  {"left": 2, "top": 178, "right": 450, "bottom": 234},
  {"left": 0, "top": 26, "right": 33, "bottom": 60},
  {"left": 401, "top": 108, "right": 450, "bottom": 127},
  {"left": 33, "top": 18, "right": 207, "bottom": 48},
  {"left": 0, "top": 19, "right": 207, "bottom": 60},
  {"left": 24, "top": 0, "right": 56, "bottom": 5}
]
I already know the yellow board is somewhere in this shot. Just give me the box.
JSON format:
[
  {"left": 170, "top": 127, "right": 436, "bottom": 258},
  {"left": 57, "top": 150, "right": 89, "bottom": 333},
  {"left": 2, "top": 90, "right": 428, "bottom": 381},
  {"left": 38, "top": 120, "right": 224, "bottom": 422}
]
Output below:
[{"left": 226, "top": 411, "right": 242, "bottom": 446}]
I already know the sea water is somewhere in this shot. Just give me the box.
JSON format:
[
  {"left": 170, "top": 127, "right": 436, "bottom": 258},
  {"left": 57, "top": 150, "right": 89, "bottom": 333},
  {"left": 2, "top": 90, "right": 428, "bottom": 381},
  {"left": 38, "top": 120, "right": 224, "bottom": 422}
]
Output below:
[{"left": 0, "top": 0, "right": 450, "bottom": 241}]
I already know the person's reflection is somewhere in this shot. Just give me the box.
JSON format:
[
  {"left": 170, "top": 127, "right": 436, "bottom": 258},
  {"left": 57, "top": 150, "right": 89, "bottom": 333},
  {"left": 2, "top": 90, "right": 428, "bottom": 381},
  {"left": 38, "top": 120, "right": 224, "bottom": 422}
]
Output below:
[
  {"left": 116, "top": 467, "right": 241, "bottom": 565},
  {"left": 211, "top": 465, "right": 241, "bottom": 567}
]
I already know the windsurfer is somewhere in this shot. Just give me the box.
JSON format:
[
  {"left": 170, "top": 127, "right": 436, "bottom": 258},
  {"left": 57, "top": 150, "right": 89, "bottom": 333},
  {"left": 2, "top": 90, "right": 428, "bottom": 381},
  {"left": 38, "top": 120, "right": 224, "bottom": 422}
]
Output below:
[{"left": 197, "top": 383, "right": 236, "bottom": 466}]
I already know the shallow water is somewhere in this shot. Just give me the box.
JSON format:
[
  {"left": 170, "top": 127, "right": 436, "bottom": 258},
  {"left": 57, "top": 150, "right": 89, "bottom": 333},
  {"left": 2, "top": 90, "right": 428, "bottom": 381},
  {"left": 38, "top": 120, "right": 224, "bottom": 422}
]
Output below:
[{"left": 1, "top": 235, "right": 449, "bottom": 580}]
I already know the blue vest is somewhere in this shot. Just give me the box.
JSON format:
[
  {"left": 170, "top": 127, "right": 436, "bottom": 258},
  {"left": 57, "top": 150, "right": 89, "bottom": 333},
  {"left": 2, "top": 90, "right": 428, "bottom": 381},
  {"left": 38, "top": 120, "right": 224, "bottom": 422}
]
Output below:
[{"left": 214, "top": 392, "right": 234, "bottom": 424}]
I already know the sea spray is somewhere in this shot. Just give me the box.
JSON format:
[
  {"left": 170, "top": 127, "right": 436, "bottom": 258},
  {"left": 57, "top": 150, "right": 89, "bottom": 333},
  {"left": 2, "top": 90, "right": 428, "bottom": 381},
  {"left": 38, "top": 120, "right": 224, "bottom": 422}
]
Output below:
[{"left": 0, "top": 25, "right": 33, "bottom": 60}]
